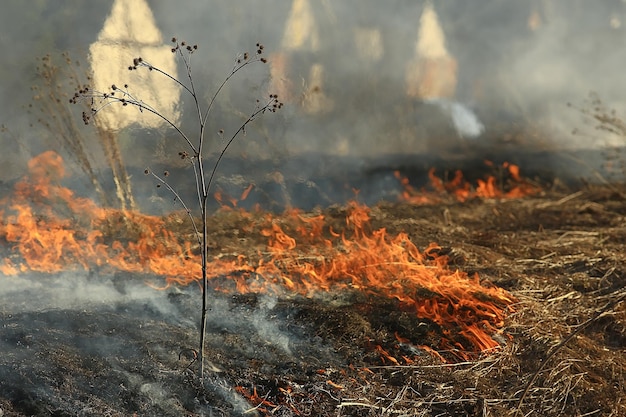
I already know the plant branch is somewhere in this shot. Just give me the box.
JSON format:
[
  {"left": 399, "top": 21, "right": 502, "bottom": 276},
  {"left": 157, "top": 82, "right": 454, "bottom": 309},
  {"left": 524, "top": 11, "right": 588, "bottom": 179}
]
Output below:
[
  {"left": 205, "top": 96, "right": 280, "bottom": 197},
  {"left": 72, "top": 39, "right": 281, "bottom": 386},
  {"left": 148, "top": 170, "right": 202, "bottom": 249}
]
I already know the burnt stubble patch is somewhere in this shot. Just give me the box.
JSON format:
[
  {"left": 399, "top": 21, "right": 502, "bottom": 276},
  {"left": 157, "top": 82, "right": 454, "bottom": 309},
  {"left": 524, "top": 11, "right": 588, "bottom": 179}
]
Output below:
[{"left": 1, "top": 184, "right": 626, "bottom": 415}]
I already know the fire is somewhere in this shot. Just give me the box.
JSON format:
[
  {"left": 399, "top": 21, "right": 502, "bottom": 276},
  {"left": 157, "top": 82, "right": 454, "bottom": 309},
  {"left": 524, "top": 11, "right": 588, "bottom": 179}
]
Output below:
[
  {"left": 1, "top": 151, "right": 201, "bottom": 278},
  {"left": 235, "top": 383, "right": 303, "bottom": 415},
  {"left": 214, "top": 184, "right": 255, "bottom": 209},
  {"left": 240, "top": 203, "right": 515, "bottom": 354},
  {"left": 235, "top": 385, "right": 278, "bottom": 414},
  {"left": 396, "top": 161, "right": 541, "bottom": 204},
  {"left": 1, "top": 152, "right": 516, "bottom": 358}
]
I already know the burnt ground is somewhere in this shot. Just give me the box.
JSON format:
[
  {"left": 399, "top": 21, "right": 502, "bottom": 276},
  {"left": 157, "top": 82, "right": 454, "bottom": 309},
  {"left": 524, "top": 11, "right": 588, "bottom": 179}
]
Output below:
[{"left": 1, "top": 182, "right": 626, "bottom": 416}]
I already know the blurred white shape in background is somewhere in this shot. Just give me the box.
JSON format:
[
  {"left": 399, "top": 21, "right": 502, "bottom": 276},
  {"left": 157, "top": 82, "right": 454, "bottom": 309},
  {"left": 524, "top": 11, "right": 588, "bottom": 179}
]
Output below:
[
  {"left": 426, "top": 98, "right": 485, "bottom": 139},
  {"left": 407, "top": 1, "right": 484, "bottom": 139},
  {"left": 353, "top": 27, "right": 384, "bottom": 62},
  {"left": 89, "top": 0, "right": 180, "bottom": 131},
  {"left": 272, "top": 0, "right": 332, "bottom": 115},
  {"left": 88, "top": 0, "right": 181, "bottom": 210},
  {"left": 406, "top": 1, "right": 457, "bottom": 99},
  {"left": 281, "top": 0, "right": 320, "bottom": 52}
]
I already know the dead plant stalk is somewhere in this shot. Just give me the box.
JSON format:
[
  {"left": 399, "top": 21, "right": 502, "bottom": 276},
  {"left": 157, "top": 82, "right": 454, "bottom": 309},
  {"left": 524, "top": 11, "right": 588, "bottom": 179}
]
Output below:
[{"left": 72, "top": 38, "right": 282, "bottom": 383}]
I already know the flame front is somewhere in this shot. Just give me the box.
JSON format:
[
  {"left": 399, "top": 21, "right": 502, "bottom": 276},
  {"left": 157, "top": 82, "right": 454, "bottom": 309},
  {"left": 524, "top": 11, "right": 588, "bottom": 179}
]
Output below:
[
  {"left": 396, "top": 161, "right": 541, "bottom": 204},
  {"left": 1, "top": 151, "right": 200, "bottom": 278},
  {"left": 245, "top": 203, "right": 515, "bottom": 353},
  {"left": 1, "top": 152, "right": 516, "bottom": 357}
]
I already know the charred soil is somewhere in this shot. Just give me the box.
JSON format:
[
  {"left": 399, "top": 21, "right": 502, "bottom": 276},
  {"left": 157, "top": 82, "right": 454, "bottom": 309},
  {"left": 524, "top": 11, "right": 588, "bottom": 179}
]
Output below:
[{"left": 1, "top": 185, "right": 626, "bottom": 416}]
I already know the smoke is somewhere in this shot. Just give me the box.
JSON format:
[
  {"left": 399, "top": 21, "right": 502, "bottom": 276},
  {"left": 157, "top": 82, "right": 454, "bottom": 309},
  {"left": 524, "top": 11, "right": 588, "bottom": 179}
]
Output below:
[
  {"left": 0, "top": 270, "right": 299, "bottom": 362},
  {"left": 1, "top": 0, "right": 625, "bottom": 182},
  {"left": 90, "top": 0, "right": 181, "bottom": 131},
  {"left": 0, "top": 272, "right": 185, "bottom": 321},
  {"left": 1, "top": 3, "right": 624, "bottom": 412},
  {"left": 426, "top": 98, "right": 485, "bottom": 138},
  {"left": 0, "top": 270, "right": 338, "bottom": 414},
  {"left": 491, "top": 4, "right": 626, "bottom": 149}
]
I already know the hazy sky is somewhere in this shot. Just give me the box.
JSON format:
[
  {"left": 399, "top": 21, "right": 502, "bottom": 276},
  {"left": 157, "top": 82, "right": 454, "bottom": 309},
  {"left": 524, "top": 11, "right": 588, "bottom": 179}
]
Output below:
[{"left": 1, "top": 0, "right": 625, "bottom": 181}]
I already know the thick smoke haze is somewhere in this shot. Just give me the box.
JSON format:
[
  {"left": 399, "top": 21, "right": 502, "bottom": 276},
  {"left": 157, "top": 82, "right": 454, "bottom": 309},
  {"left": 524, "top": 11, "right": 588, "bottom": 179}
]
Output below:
[
  {"left": 1, "top": 0, "right": 625, "bottom": 183},
  {"left": 1, "top": 5, "right": 625, "bottom": 414}
]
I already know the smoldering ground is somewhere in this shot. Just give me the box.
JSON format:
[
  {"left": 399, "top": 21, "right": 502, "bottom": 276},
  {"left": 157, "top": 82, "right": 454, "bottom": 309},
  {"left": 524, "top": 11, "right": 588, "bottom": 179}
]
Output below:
[{"left": 0, "top": 271, "right": 348, "bottom": 416}]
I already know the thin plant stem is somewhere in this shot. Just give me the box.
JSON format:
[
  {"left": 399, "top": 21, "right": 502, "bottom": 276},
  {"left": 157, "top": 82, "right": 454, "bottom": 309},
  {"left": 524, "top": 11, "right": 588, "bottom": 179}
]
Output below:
[{"left": 72, "top": 39, "right": 281, "bottom": 384}]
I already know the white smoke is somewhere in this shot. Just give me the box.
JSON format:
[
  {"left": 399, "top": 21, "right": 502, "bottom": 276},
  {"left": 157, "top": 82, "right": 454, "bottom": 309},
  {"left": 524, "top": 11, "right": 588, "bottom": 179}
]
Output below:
[{"left": 426, "top": 98, "right": 485, "bottom": 139}]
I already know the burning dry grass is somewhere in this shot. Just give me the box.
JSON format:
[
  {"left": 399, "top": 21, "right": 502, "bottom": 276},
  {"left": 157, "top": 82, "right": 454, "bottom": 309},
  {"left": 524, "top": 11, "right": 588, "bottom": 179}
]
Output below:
[
  {"left": 1, "top": 152, "right": 517, "bottom": 358},
  {"left": 217, "top": 189, "right": 626, "bottom": 416},
  {"left": 1, "top": 153, "right": 626, "bottom": 416}
]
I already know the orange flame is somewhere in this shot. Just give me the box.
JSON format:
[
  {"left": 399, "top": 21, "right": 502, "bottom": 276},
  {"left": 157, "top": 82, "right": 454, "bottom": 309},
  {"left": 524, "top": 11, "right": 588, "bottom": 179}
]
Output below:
[
  {"left": 223, "top": 202, "right": 515, "bottom": 354},
  {"left": 1, "top": 151, "right": 201, "bottom": 278},
  {"left": 396, "top": 162, "right": 540, "bottom": 204},
  {"left": 214, "top": 183, "right": 254, "bottom": 210},
  {"left": 235, "top": 385, "right": 278, "bottom": 412},
  {"left": 1, "top": 152, "right": 516, "bottom": 358}
]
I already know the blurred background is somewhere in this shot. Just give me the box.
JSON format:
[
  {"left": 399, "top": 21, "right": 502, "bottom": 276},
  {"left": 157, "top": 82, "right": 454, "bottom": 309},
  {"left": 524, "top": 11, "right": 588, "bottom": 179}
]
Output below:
[{"left": 1, "top": 0, "right": 625, "bottom": 208}]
